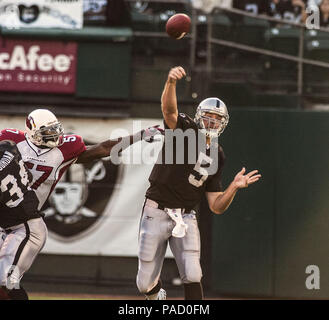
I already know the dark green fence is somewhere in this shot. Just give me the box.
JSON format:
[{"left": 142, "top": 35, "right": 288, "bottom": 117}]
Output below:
[{"left": 210, "top": 109, "right": 329, "bottom": 298}]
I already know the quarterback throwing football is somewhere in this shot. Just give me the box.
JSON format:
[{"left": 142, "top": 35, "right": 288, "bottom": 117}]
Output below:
[{"left": 136, "top": 66, "right": 261, "bottom": 300}]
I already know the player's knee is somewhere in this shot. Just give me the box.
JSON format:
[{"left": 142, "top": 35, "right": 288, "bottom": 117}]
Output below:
[
  {"left": 185, "top": 273, "right": 202, "bottom": 284},
  {"left": 136, "top": 272, "right": 157, "bottom": 294},
  {"left": 30, "top": 218, "right": 48, "bottom": 247},
  {"left": 184, "top": 264, "right": 202, "bottom": 283},
  {"left": 39, "top": 223, "right": 48, "bottom": 248},
  {"left": 136, "top": 282, "right": 151, "bottom": 294},
  {"left": 136, "top": 278, "right": 152, "bottom": 294}
]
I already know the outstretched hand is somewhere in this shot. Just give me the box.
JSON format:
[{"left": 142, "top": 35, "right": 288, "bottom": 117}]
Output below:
[
  {"left": 233, "top": 167, "right": 261, "bottom": 189},
  {"left": 142, "top": 125, "right": 165, "bottom": 143}
]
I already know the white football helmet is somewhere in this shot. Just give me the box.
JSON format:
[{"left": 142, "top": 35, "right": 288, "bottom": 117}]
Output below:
[
  {"left": 25, "top": 109, "right": 64, "bottom": 148},
  {"left": 194, "top": 97, "right": 229, "bottom": 139}
]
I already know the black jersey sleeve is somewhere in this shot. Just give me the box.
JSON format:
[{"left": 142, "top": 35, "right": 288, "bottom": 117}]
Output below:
[
  {"left": 0, "top": 140, "right": 20, "bottom": 158},
  {"left": 0, "top": 140, "right": 40, "bottom": 228},
  {"left": 164, "top": 113, "right": 197, "bottom": 131},
  {"left": 205, "top": 145, "right": 226, "bottom": 192},
  {"left": 0, "top": 140, "right": 33, "bottom": 202}
]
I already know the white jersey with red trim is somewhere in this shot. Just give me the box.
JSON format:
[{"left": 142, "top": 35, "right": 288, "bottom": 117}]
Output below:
[{"left": 0, "top": 129, "right": 86, "bottom": 210}]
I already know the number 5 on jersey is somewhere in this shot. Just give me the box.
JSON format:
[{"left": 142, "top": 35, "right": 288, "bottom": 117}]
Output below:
[{"left": 189, "top": 152, "right": 213, "bottom": 187}]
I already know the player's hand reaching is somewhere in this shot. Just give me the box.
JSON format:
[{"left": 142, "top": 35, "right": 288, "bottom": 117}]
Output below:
[
  {"left": 168, "top": 66, "right": 186, "bottom": 84},
  {"left": 142, "top": 125, "right": 164, "bottom": 143},
  {"left": 233, "top": 167, "right": 261, "bottom": 189}
]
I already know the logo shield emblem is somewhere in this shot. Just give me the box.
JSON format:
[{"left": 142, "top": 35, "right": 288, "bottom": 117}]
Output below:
[
  {"left": 18, "top": 5, "right": 40, "bottom": 24},
  {"left": 42, "top": 141, "right": 121, "bottom": 241}
]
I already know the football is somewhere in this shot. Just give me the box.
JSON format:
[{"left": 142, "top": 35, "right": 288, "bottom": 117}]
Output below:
[{"left": 166, "top": 13, "right": 191, "bottom": 40}]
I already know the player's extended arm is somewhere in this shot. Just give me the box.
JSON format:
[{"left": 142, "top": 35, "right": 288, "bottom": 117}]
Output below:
[
  {"left": 76, "top": 127, "right": 163, "bottom": 164},
  {"left": 161, "top": 66, "right": 186, "bottom": 129},
  {"left": 206, "top": 167, "right": 261, "bottom": 214}
]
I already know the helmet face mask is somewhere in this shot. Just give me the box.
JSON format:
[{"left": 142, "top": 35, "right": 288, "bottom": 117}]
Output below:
[
  {"left": 194, "top": 97, "right": 229, "bottom": 139},
  {"left": 35, "top": 123, "right": 64, "bottom": 148},
  {"left": 25, "top": 109, "right": 64, "bottom": 148},
  {"left": 200, "top": 112, "right": 227, "bottom": 138}
]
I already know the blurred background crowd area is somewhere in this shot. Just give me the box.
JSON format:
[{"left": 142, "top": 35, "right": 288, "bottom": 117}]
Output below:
[
  {"left": 1, "top": 0, "right": 329, "bottom": 114},
  {"left": 85, "top": 0, "right": 328, "bottom": 27},
  {"left": 117, "top": 0, "right": 329, "bottom": 110}
]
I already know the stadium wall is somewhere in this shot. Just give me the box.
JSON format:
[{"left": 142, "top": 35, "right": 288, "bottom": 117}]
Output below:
[{"left": 210, "top": 109, "right": 329, "bottom": 299}]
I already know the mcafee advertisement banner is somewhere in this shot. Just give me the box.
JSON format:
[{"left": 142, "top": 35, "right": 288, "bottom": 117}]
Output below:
[{"left": 0, "top": 37, "right": 77, "bottom": 93}]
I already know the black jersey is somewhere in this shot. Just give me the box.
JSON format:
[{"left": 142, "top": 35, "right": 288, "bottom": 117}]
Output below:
[
  {"left": 146, "top": 113, "right": 225, "bottom": 210},
  {"left": 0, "top": 140, "right": 41, "bottom": 228}
]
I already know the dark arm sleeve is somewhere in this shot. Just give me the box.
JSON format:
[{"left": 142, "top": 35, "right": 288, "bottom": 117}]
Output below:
[{"left": 205, "top": 146, "right": 226, "bottom": 192}]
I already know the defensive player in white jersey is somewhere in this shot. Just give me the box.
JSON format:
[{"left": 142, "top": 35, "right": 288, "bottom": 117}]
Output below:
[
  {"left": 136, "top": 67, "right": 261, "bottom": 300},
  {"left": 0, "top": 108, "right": 162, "bottom": 300}
]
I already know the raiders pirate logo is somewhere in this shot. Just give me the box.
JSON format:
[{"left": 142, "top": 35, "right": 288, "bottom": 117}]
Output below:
[
  {"left": 42, "top": 141, "right": 122, "bottom": 241},
  {"left": 18, "top": 5, "right": 40, "bottom": 24}
]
